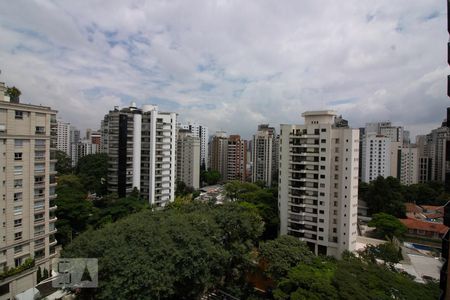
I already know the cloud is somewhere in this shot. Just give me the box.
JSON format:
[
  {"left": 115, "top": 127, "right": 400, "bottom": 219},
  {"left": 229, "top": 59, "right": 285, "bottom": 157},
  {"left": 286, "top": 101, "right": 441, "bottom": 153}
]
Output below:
[{"left": 0, "top": 0, "right": 447, "bottom": 139}]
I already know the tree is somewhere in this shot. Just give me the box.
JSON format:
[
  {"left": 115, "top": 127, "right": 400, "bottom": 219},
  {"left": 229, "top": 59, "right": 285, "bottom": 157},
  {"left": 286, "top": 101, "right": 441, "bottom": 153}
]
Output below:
[
  {"left": 76, "top": 153, "right": 108, "bottom": 195},
  {"left": 359, "top": 241, "right": 403, "bottom": 269},
  {"left": 364, "top": 176, "right": 405, "bottom": 217},
  {"left": 55, "top": 150, "right": 73, "bottom": 175},
  {"left": 6, "top": 86, "right": 21, "bottom": 103},
  {"left": 175, "top": 181, "right": 195, "bottom": 197},
  {"left": 201, "top": 170, "right": 221, "bottom": 186},
  {"left": 259, "top": 235, "right": 313, "bottom": 281},
  {"left": 368, "top": 213, "right": 407, "bottom": 239},
  {"left": 62, "top": 202, "right": 263, "bottom": 299}
]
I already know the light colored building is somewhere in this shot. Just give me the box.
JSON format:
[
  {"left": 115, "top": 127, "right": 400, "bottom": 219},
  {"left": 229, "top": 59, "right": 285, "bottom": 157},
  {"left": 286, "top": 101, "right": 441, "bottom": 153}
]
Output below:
[
  {"left": 279, "top": 110, "right": 359, "bottom": 257},
  {"left": 56, "top": 120, "right": 71, "bottom": 156},
  {"left": 252, "top": 124, "right": 278, "bottom": 186},
  {"left": 101, "top": 103, "right": 177, "bottom": 207},
  {"left": 0, "top": 82, "right": 58, "bottom": 299},
  {"left": 365, "top": 121, "right": 404, "bottom": 143},
  {"left": 176, "top": 129, "right": 200, "bottom": 189},
  {"left": 361, "top": 134, "right": 392, "bottom": 182},
  {"left": 72, "top": 139, "right": 99, "bottom": 167},
  {"left": 399, "top": 145, "right": 419, "bottom": 185},
  {"left": 178, "top": 122, "right": 208, "bottom": 170}
]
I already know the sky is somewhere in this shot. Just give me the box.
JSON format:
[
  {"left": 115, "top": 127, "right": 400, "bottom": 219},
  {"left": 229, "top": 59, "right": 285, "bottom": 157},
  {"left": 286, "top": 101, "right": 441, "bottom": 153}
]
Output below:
[{"left": 0, "top": 0, "right": 447, "bottom": 139}]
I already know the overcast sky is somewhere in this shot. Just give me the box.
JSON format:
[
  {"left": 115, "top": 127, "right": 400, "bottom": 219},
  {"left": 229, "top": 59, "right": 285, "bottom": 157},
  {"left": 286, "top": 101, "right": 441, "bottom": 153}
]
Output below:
[{"left": 0, "top": 0, "right": 447, "bottom": 139}]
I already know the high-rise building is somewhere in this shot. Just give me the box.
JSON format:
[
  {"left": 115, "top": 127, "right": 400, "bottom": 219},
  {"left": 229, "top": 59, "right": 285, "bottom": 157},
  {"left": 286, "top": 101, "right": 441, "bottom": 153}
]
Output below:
[
  {"left": 0, "top": 82, "right": 58, "bottom": 298},
  {"left": 209, "top": 131, "right": 228, "bottom": 181},
  {"left": 72, "top": 139, "right": 99, "bottom": 167},
  {"left": 278, "top": 111, "right": 359, "bottom": 257},
  {"left": 178, "top": 122, "right": 208, "bottom": 170},
  {"left": 251, "top": 124, "right": 278, "bottom": 186},
  {"left": 399, "top": 145, "right": 419, "bottom": 185},
  {"left": 176, "top": 129, "right": 200, "bottom": 189},
  {"left": 226, "top": 135, "right": 247, "bottom": 182},
  {"left": 101, "top": 103, "right": 177, "bottom": 207},
  {"left": 361, "top": 134, "right": 392, "bottom": 182},
  {"left": 365, "top": 121, "right": 404, "bottom": 143},
  {"left": 56, "top": 120, "right": 71, "bottom": 156}
]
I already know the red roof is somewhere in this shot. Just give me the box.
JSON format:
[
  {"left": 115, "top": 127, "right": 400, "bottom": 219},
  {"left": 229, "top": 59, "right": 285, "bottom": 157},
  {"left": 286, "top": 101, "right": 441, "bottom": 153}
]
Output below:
[
  {"left": 405, "top": 203, "right": 423, "bottom": 214},
  {"left": 420, "top": 205, "right": 444, "bottom": 212},
  {"left": 400, "top": 218, "right": 448, "bottom": 234},
  {"left": 424, "top": 213, "right": 444, "bottom": 219}
]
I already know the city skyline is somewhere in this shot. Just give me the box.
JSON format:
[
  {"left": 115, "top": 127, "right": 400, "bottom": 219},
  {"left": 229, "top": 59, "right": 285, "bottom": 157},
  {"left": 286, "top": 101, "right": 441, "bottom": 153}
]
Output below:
[{"left": 0, "top": 1, "right": 447, "bottom": 139}]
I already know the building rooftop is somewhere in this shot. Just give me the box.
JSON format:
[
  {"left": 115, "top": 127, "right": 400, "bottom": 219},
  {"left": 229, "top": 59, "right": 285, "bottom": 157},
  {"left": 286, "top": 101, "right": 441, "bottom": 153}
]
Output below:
[
  {"left": 400, "top": 218, "right": 448, "bottom": 234},
  {"left": 301, "top": 110, "right": 337, "bottom": 117}
]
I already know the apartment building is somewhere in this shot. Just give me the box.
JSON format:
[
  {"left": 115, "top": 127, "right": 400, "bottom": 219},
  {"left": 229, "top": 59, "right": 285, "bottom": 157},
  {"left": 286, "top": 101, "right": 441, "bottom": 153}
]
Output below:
[
  {"left": 0, "top": 82, "right": 58, "bottom": 299},
  {"left": 361, "top": 134, "right": 392, "bottom": 183},
  {"left": 176, "top": 129, "right": 200, "bottom": 189},
  {"left": 227, "top": 135, "right": 247, "bottom": 182},
  {"left": 101, "top": 103, "right": 176, "bottom": 207},
  {"left": 178, "top": 122, "right": 208, "bottom": 170},
  {"left": 279, "top": 110, "right": 359, "bottom": 257},
  {"left": 252, "top": 124, "right": 279, "bottom": 186},
  {"left": 399, "top": 145, "right": 419, "bottom": 185},
  {"left": 209, "top": 131, "right": 228, "bottom": 181},
  {"left": 56, "top": 120, "right": 71, "bottom": 156}
]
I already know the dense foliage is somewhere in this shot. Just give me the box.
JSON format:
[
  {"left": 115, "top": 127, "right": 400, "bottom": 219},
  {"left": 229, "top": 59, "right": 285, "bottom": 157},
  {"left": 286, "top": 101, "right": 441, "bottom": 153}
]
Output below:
[
  {"left": 54, "top": 150, "right": 73, "bottom": 175},
  {"left": 6, "top": 86, "right": 21, "bottom": 103},
  {"left": 264, "top": 238, "right": 439, "bottom": 300},
  {"left": 360, "top": 176, "right": 450, "bottom": 217},
  {"left": 225, "top": 180, "right": 279, "bottom": 240},
  {"left": 55, "top": 175, "right": 147, "bottom": 246},
  {"left": 201, "top": 170, "right": 221, "bottom": 185},
  {"left": 76, "top": 153, "right": 109, "bottom": 195},
  {"left": 62, "top": 202, "right": 263, "bottom": 300},
  {"left": 368, "top": 213, "right": 407, "bottom": 239}
]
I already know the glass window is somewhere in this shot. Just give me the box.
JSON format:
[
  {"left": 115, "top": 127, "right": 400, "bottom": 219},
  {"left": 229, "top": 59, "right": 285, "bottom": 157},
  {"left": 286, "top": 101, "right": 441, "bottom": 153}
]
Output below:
[
  {"left": 14, "top": 166, "right": 23, "bottom": 175},
  {"left": 13, "top": 206, "right": 22, "bottom": 215}
]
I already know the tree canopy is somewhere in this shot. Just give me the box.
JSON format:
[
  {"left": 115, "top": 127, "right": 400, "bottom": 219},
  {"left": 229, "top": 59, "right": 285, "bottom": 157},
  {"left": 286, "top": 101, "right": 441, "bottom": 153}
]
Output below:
[
  {"left": 55, "top": 150, "right": 73, "bottom": 175},
  {"left": 368, "top": 213, "right": 407, "bottom": 240},
  {"left": 62, "top": 202, "right": 263, "bottom": 299},
  {"left": 201, "top": 170, "right": 221, "bottom": 186},
  {"left": 75, "top": 153, "right": 108, "bottom": 195},
  {"left": 6, "top": 86, "right": 21, "bottom": 103}
]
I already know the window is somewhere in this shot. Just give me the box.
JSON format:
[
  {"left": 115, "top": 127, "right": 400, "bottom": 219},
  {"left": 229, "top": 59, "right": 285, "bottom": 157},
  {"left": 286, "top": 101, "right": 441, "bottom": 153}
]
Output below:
[
  {"left": 14, "top": 245, "right": 22, "bottom": 254},
  {"left": 15, "top": 111, "right": 23, "bottom": 119},
  {"left": 0, "top": 283, "right": 9, "bottom": 296},
  {"left": 14, "top": 179, "right": 22, "bottom": 188},
  {"left": 14, "top": 139, "right": 24, "bottom": 147},
  {"left": 321, "top": 128, "right": 326, "bottom": 132},
  {"left": 335, "top": 139, "right": 340, "bottom": 144},
  {"left": 35, "top": 126, "right": 45, "bottom": 134},
  {"left": 320, "top": 174, "right": 325, "bottom": 179},
  {"left": 14, "top": 192, "right": 22, "bottom": 201},
  {"left": 34, "top": 225, "right": 45, "bottom": 236},
  {"left": 14, "top": 219, "right": 22, "bottom": 227},
  {"left": 35, "top": 139, "right": 46, "bottom": 147},
  {"left": 14, "top": 166, "right": 23, "bottom": 175},
  {"left": 13, "top": 206, "right": 22, "bottom": 215},
  {"left": 34, "top": 201, "right": 45, "bottom": 211},
  {"left": 34, "top": 213, "right": 44, "bottom": 222},
  {"left": 14, "top": 232, "right": 22, "bottom": 241},
  {"left": 35, "top": 164, "right": 45, "bottom": 173},
  {"left": 321, "top": 139, "right": 326, "bottom": 143}
]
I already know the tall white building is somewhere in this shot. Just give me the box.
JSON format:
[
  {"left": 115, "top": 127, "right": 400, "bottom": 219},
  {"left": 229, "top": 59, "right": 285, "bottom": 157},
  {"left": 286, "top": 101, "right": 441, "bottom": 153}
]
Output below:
[
  {"left": 101, "top": 103, "right": 177, "bottom": 207},
  {"left": 176, "top": 129, "right": 200, "bottom": 189},
  {"left": 0, "top": 82, "right": 58, "bottom": 298},
  {"left": 178, "top": 122, "right": 208, "bottom": 170},
  {"left": 56, "top": 120, "right": 71, "bottom": 156},
  {"left": 252, "top": 124, "right": 278, "bottom": 186},
  {"left": 399, "top": 145, "right": 419, "bottom": 185},
  {"left": 361, "top": 134, "right": 392, "bottom": 183},
  {"left": 279, "top": 111, "right": 359, "bottom": 257}
]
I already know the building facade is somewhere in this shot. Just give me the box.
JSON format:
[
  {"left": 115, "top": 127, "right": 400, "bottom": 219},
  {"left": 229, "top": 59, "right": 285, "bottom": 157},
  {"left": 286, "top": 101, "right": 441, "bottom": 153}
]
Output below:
[
  {"left": 361, "top": 134, "right": 392, "bottom": 183},
  {"left": 279, "top": 111, "right": 359, "bottom": 257},
  {"left": 209, "top": 131, "right": 228, "bottom": 181},
  {"left": 251, "top": 124, "right": 278, "bottom": 186},
  {"left": 178, "top": 122, "right": 208, "bottom": 170},
  {"left": 102, "top": 103, "right": 177, "bottom": 207},
  {"left": 399, "top": 145, "right": 419, "bottom": 185},
  {"left": 0, "top": 82, "right": 58, "bottom": 299},
  {"left": 176, "top": 129, "right": 200, "bottom": 189},
  {"left": 56, "top": 120, "right": 71, "bottom": 156},
  {"left": 226, "top": 135, "right": 247, "bottom": 182}
]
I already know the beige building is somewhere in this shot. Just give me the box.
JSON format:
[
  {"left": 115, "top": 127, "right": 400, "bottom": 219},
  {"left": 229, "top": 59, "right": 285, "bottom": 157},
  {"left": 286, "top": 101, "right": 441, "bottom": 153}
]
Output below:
[
  {"left": 400, "top": 145, "right": 419, "bottom": 185},
  {"left": 279, "top": 111, "right": 359, "bottom": 257},
  {"left": 209, "top": 131, "right": 228, "bottom": 181},
  {"left": 176, "top": 129, "right": 200, "bottom": 189},
  {"left": 0, "top": 82, "right": 58, "bottom": 299}
]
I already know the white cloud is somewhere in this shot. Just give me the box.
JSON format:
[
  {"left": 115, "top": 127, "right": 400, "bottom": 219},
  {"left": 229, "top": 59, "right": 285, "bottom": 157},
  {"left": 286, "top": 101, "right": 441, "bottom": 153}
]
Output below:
[{"left": 0, "top": 0, "right": 447, "bottom": 139}]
